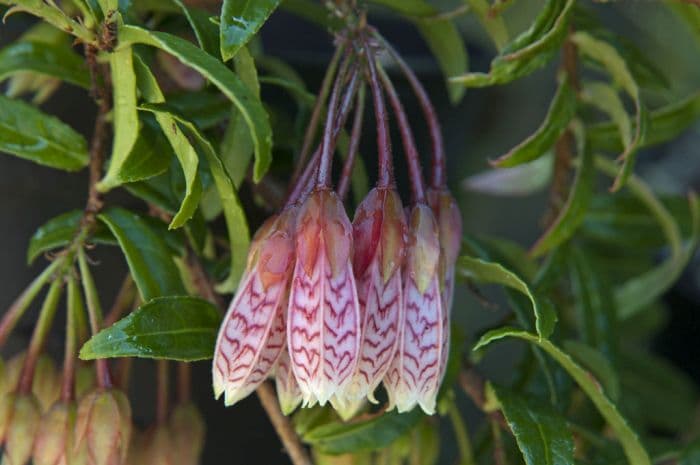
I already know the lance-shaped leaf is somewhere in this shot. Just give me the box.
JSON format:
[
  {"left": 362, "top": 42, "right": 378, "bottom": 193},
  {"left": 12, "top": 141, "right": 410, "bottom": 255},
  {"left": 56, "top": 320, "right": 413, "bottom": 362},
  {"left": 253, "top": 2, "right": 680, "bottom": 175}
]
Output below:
[
  {"left": 457, "top": 256, "right": 556, "bottom": 339},
  {"left": 0, "top": 94, "right": 88, "bottom": 171},
  {"left": 530, "top": 131, "right": 594, "bottom": 256},
  {"left": 488, "top": 384, "right": 574, "bottom": 465},
  {"left": 475, "top": 328, "right": 652, "bottom": 465},
  {"left": 98, "top": 28, "right": 141, "bottom": 191},
  {"left": 220, "top": 0, "right": 282, "bottom": 61},
  {"left": 166, "top": 90, "right": 230, "bottom": 130},
  {"left": 466, "top": 0, "right": 509, "bottom": 51},
  {"left": 594, "top": 156, "right": 700, "bottom": 319},
  {"left": 303, "top": 408, "right": 423, "bottom": 455},
  {"left": 463, "top": 152, "right": 554, "bottom": 196},
  {"left": 212, "top": 211, "right": 293, "bottom": 406},
  {"left": 132, "top": 54, "right": 202, "bottom": 229},
  {"left": 80, "top": 296, "right": 220, "bottom": 361},
  {"left": 563, "top": 340, "right": 620, "bottom": 402},
  {"left": 173, "top": 0, "right": 220, "bottom": 57},
  {"left": 587, "top": 91, "right": 700, "bottom": 152},
  {"left": 451, "top": 0, "right": 574, "bottom": 88},
  {"left": 572, "top": 31, "right": 647, "bottom": 191},
  {"left": 119, "top": 25, "right": 273, "bottom": 182},
  {"left": 288, "top": 190, "right": 361, "bottom": 407},
  {"left": 384, "top": 204, "right": 444, "bottom": 415},
  {"left": 98, "top": 207, "right": 186, "bottom": 301},
  {"left": 27, "top": 210, "right": 116, "bottom": 264},
  {"left": 0, "top": 41, "right": 89, "bottom": 88},
  {"left": 0, "top": 0, "right": 97, "bottom": 44},
  {"left": 340, "top": 188, "right": 406, "bottom": 415},
  {"left": 139, "top": 102, "right": 250, "bottom": 292},
  {"left": 492, "top": 76, "right": 576, "bottom": 168}
]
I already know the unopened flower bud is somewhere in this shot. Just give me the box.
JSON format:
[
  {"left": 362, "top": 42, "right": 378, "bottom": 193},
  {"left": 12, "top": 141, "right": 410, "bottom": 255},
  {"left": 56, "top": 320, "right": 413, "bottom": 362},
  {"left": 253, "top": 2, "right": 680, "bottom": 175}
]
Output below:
[
  {"left": 213, "top": 209, "right": 295, "bottom": 406},
  {"left": 139, "top": 427, "right": 173, "bottom": 465},
  {"left": 169, "top": 403, "right": 205, "bottom": 465},
  {"left": 2, "top": 393, "right": 42, "bottom": 465},
  {"left": 384, "top": 204, "right": 444, "bottom": 415},
  {"left": 32, "top": 401, "right": 76, "bottom": 465},
  {"left": 288, "top": 189, "right": 361, "bottom": 406},
  {"left": 33, "top": 355, "right": 60, "bottom": 412},
  {"left": 75, "top": 363, "right": 96, "bottom": 401},
  {"left": 334, "top": 188, "right": 407, "bottom": 418},
  {"left": 75, "top": 388, "right": 132, "bottom": 465}
]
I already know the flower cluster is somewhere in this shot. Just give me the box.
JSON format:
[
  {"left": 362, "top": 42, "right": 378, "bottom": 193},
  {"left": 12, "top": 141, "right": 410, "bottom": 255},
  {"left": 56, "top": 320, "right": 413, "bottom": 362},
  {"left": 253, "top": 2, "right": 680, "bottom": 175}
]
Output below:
[{"left": 213, "top": 31, "right": 462, "bottom": 417}]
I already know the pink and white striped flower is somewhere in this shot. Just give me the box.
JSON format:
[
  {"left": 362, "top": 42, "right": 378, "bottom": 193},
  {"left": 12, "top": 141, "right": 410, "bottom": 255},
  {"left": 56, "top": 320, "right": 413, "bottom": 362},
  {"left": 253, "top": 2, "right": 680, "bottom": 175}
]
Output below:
[
  {"left": 384, "top": 203, "right": 444, "bottom": 415},
  {"left": 333, "top": 187, "right": 406, "bottom": 417},
  {"left": 428, "top": 189, "right": 462, "bottom": 380},
  {"left": 212, "top": 209, "right": 296, "bottom": 406},
  {"left": 287, "top": 189, "right": 361, "bottom": 407},
  {"left": 274, "top": 347, "right": 302, "bottom": 415}
]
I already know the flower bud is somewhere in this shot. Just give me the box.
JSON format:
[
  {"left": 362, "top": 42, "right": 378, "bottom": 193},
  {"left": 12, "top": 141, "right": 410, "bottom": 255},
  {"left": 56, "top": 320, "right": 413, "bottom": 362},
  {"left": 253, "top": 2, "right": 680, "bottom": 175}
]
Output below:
[
  {"left": 32, "top": 401, "right": 76, "bottom": 465},
  {"left": 384, "top": 204, "right": 444, "bottom": 415},
  {"left": 139, "top": 427, "right": 173, "bottom": 465},
  {"left": 213, "top": 208, "right": 295, "bottom": 406},
  {"left": 274, "top": 347, "right": 302, "bottom": 415},
  {"left": 334, "top": 188, "right": 406, "bottom": 418},
  {"left": 169, "top": 403, "right": 205, "bottom": 465},
  {"left": 2, "top": 393, "right": 42, "bottom": 465},
  {"left": 288, "top": 189, "right": 361, "bottom": 406},
  {"left": 75, "top": 363, "right": 96, "bottom": 401},
  {"left": 33, "top": 355, "right": 60, "bottom": 412},
  {"left": 75, "top": 388, "right": 132, "bottom": 465}
]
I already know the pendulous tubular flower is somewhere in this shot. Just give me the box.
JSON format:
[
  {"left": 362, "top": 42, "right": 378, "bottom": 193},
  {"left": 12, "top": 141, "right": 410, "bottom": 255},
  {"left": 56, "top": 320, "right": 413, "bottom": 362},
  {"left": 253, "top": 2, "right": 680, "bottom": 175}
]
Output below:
[
  {"left": 212, "top": 208, "right": 296, "bottom": 406},
  {"left": 334, "top": 187, "right": 406, "bottom": 417},
  {"left": 288, "top": 189, "right": 361, "bottom": 407},
  {"left": 74, "top": 388, "right": 131, "bottom": 465},
  {"left": 384, "top": 204, "right": 445, "bottom": 415}
]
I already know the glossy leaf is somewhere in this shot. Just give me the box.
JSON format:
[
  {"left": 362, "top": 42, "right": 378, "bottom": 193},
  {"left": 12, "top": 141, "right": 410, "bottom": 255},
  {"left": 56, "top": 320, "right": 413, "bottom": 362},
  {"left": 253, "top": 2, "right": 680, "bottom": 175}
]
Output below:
[
  {"left": 220, "top": 0, "right": 281, "bottom": 61},
  {"left": 463, "top": 152, "right": 553, "bottom": 196},
  {"left": 0, "top": 41, "right": 89, "bottom": 88},
  {"left": 125, "top": 172, "right": 180, "bottom": 215},
  {"left": 27, "top": 210, "right": 116, "bottom": 264},
  {"left": 80, "top": 296, "right": 221, "bottom": 361},
  {"left": 119, "top": 25, "right": 273, "bottom": 182},
  {"left": 0, "top": 94, "right": 88, "bottom": 171},
  {"left": 141, "top": 102, "right": 250, "bottom": 293},
  {"left": 474, "top": 328, "right": 652, "bottom": 465},
  {"left": 530, "top": 136, "right": 593, "bottom": 256},
  {"left": 303, "top": 409, "right": 423, "bottom": 455},
  {"left": 492, "top": 76, "right": 576, "bottom": 167},
  {"left": 451, "top": 0, "right": 574, "bottom": 88},
  {"left": 133, "top": 54, "right": 202, "bottom": 229},
  {"left": 587, "top": 91, "right": 700, "bottom": 152},
  {"left": 174, "top": 0, "right": 220, "bottom": 57},
  {"left": 0, "top": 0, "right": 97, "bottom": 44},
  {"left": 489, "top": 384, "right": 574, "bottom": 465},
  {"left": 571, "top": 31, "right": 647, "bottom": 191},
  {"left": 98, "top": 207, "right": 186, "bottom": 302},
  {"left": 457, "top": 256, "right": 556, "bottom": 338}
]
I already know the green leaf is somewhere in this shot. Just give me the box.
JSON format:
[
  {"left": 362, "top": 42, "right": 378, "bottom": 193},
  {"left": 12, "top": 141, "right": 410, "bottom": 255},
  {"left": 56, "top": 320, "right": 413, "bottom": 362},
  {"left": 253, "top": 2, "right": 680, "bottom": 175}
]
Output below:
[
  {"left": 98, "top": 39, "right": 141, "bottom": 191},
  {"left": 530, "top": 132, "right": 593, "bottom": 256},
  {"left": 457, "top": 255, "right": 556, "bottom": 339},
  {"left": 133, "top": 54, "right": 202, "bottom": 229},
  {"left": 141, "top": 102, "right": 250, "bottom": 293},
  {"left": 303, "top": 409, "right": 423, "bottom": 455},
  {"left": 79, "top": 296, "right": 221, "bottom": 361},
  {"left": 465, "top": 0, "right": 509, "bottom": 51},
  {"left": 0, "top": 0, "right": 97, "bottom": 44},
  {"left": 98, "top": 207, "right": 186, "bottom": 302},
  {"left": 474, "top": 328, "right": 652, "bottom": 465},
  {"left": 125, "top": 172, "right": 180, "bottom": 214},
  {"left": 220, "top": 0, "right": 281, "bottom": 61},
  {"left": 451, "top": 0, "right": 574, "bottom": 88},
  {"left": 489, "top": 384, "right": 574, "bottom": 465},
  {"left": 112, "top": 117, "right": 173, "bottom": 184},
  {"left": 167, "top": 90, "right": 230, "bottom": 130},
  {"left": 492, "top": 76, "right": 576, "bottom": 168},
  {"left": 0, "top": 94, "right": 88, "bottom": 171},
  {"left": 27, "top": 210, "right": 116, "bottom": 264},
  {"left": 463, "top": 152, "right": 554, "bottom": 196},
  {"left": 566, "top": 246, "right": 617, "bottom": 359},
  {"left": 173, "top": 0, "right": 220, "bottom": 58},
  {"left": 278, "top": 0, "right": 343, "bottom": 30},
  {"left": 119, "top": 25, "right": 273, "bottom": 182},
  {"left": 571, "top": 31, "right": 647, "bottom": 191},
  {"left": 582, "top": 81, "right": 632, "bottom": 148},
  {"left": 0, "top": 41, "right": 89, "bottom": 88},
  {"left": 562, "top": 340, "right": 620, "bottom": 402},
  {"left": 587, "top": 91, "right": 700, "bottom": 152}
]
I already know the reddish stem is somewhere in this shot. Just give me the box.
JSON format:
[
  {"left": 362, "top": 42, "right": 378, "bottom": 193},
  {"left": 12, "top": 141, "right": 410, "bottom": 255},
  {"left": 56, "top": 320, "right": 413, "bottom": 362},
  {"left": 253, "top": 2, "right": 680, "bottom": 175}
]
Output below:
[
  {"left": 317, "top": 55, "right": 355, "bottom": 187},
  {"left": 376, "top": 59, "right": 426, "bottom": 202},
  {"left": 177, "top": 362, "right": 191, "bottom": 404},
  {"left": 337, "top": 84, "right": 366, "bottom": 200},
  {"left": 372, "top": 29, "right": 447, "bottom": 189},
  {"left": 362, "top": 36, "right": 394, "bottom": 188},
  {"left": 156, "top": 360, "right": 169, "bottom": 424}
]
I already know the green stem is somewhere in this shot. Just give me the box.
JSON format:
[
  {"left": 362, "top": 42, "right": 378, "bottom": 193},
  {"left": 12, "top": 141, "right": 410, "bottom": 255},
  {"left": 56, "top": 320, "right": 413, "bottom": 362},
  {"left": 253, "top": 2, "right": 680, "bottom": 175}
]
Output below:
[
  {"left": 17, "top": 277, "right": 64, "bottom": 394},
  {"left": 61, "top": 276, "right": 83, "bottom": 401},
  {"left": 448, "top": 399, "right": 476, "bottom": 465},
  {"left": 78, "top": 248, "right": 111, "bottom": 388},
  {"left": 0, "top": 258, "right": 63, "bottom": 347}
]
